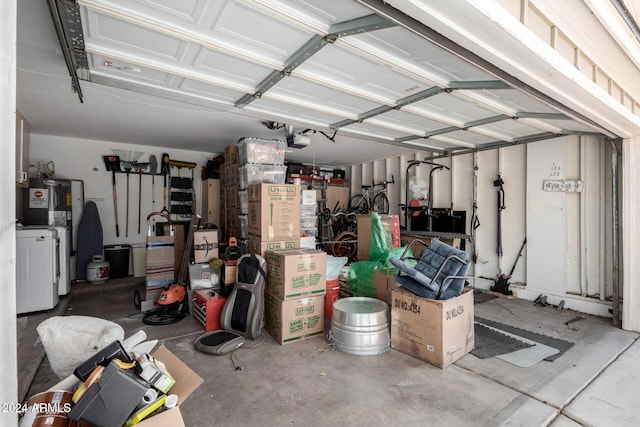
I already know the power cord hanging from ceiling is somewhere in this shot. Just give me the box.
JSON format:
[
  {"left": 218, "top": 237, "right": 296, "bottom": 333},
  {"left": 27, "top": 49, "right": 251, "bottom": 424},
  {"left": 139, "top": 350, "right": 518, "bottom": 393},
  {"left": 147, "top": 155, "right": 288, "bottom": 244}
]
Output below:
[
  {"left": 300, "top": 128, "right": 337, "bottom": 143},
  {"left": 262, "top": 121, "right": 336, "bottom": 143}
]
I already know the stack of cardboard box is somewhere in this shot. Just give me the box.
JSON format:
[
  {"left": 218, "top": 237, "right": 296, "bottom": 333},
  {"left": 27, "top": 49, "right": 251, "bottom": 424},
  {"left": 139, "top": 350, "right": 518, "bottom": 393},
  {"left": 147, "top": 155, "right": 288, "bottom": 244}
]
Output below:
[
  {"left": 247, "top": 183, "right": 301, "bottom": 257},
  {"left": 236, "top": 138, "right": 287, "bottom": 253},
  {"left": 220, "top": 144, "right": 240, "bottom": 240},
  {"left": 263, "top": 248, "right": 327, "bottom": 345}
]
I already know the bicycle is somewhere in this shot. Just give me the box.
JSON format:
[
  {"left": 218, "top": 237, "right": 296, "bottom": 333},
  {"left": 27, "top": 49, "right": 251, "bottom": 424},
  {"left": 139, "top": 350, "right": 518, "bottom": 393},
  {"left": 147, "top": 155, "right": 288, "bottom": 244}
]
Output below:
[{"left": 348, "top": 175, "right": 394, "bottom": 214}]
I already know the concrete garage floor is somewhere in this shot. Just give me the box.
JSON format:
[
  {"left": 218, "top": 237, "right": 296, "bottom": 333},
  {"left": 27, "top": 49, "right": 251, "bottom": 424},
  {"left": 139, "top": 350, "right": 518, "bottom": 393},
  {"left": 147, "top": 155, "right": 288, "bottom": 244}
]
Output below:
[{"left": 19, "top": 279, "right": 640, "bottom": 427}]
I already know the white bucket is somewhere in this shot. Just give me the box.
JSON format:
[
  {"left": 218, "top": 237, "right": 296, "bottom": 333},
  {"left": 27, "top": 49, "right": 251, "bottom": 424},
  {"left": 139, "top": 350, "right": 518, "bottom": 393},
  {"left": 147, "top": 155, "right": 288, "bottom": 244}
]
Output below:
[{"left": 328, "top": 297, "right": 390, "bottom": 356}]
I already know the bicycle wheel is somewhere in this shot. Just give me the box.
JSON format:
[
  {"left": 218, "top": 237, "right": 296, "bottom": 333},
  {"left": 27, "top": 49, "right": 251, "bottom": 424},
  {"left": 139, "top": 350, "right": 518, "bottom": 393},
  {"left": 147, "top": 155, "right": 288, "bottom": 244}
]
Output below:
[
  {"left": 372, "top": 193, "right": 389, "bottom": 214},
  {"left": 349, "top": 195, "right": 368, "bottom": 213}
]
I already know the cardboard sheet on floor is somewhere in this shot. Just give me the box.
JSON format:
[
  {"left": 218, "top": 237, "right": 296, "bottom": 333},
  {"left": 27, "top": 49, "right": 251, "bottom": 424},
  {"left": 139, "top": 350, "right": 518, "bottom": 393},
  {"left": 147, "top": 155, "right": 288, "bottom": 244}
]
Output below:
[{"left": 497, "top": 341, "right": 559, "bottom": 367}]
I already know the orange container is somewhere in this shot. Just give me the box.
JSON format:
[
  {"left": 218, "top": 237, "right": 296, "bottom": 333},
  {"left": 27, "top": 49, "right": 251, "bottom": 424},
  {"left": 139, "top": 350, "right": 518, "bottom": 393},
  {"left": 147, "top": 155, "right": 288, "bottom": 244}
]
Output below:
[
  {"left": 324, "top": 279, "right": 340, "bottom": 319},
  {"left": 25, "top": 391, "right": 73, "bottom": 427}
]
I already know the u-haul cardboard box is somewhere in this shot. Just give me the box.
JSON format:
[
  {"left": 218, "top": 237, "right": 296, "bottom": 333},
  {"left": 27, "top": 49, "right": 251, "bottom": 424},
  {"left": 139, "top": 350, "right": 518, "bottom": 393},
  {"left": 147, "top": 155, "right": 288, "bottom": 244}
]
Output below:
[
  {"left": 391, "top": 287, "right": 474, "bottom": 369},
  {"left": 248, "top": 184, "right": 300, "bottom": 241},
  {"left": 265, "top": 249, "right": 326, "bottom": 300},
  {"left": 248, "top": 236, "right": 299, "bottom": 258},
  {"left": 264, "top": 293, "right": 324, "bottom": 345}
]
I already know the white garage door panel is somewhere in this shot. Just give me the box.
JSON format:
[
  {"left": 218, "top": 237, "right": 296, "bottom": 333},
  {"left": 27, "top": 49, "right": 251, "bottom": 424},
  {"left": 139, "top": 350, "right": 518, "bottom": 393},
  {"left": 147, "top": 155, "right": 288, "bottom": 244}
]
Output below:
[
  {"left": 250, "top": 98, "right": 346, "bottom": 124},
  {"left": 481, "top": 88, "right": 560, "bottom": 114},
  {"left": 130, "top": 0, "right": 204, "bottom": 23},
  {"left": 341, "top": 122, "right": 405, "bottom": 140},
  {"left": 192, "top": 48, "right": 273, "bottom": 86},
  {"left": 88, "top": 53, "right": 173, "bottom": 86},
  {"left": 477, "top": 120, "right": 546, "bottom": 140},
  {"left": 212, "top": 1, "right": 313, "bottom": 60},
  {"left": 179, "top": 78, "right": 247, "bottom": 103},
  {"left": 441, "top": 129, "right": 495, "bottom": 145},
  {"left": 252, "top": 0, "right": 373, "bottom": 31},
  {"left": 300, "top": 44, "right": 429, "bottom": 101},
  {"left": 350, "top": 27, "right": 496, "bottom": 83},
  {"left": 67, "top": 0, "right": 615, "bottom": 156},
  {"left": 268, "top": 76, "right": 380, "bottom": 114},
  {"left": 374, "top": 109, "right": 447, "bottom": 133},
  {"left": 83, "top": 10, "right": 185, "bottom": 60},
  {"left": 409, "top": 93, "right": 499, "bottom": 124}
]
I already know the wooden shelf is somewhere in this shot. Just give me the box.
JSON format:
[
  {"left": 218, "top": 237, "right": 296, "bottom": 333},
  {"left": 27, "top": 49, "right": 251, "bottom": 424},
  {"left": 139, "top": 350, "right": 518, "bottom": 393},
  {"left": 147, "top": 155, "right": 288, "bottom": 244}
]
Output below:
[{"left": 287, "top": 173, "right": 347, "bottom": 185}]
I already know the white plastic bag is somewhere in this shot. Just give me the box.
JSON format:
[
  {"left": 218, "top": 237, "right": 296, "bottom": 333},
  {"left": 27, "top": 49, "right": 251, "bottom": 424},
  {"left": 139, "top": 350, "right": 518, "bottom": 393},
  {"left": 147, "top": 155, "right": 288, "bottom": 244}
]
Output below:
[
  {"left": 37, "top": 316, "right": 125, "bottom": 378},
  {"left": 327, "top": 256, "right": 349, "bottom": 281}
]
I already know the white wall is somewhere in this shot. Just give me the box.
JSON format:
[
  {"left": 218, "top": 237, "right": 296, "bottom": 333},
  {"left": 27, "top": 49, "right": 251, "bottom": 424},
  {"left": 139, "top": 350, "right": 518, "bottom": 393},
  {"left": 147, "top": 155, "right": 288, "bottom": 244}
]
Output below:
[
  {"left": 2, "top": 0, "right": 18, "bottom": 425},
  {"left": 350, "top": 136, "right": 613, "bottom": 317},
  {"left": 29, "top": 134, "right": 217, "bottom": 250}
]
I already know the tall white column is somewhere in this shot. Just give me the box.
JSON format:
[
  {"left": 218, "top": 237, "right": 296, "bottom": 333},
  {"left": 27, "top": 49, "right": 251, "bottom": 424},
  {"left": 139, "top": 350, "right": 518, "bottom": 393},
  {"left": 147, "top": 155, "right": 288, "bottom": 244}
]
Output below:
[{"left": 622, "top": 137, "right": 640, "bottom": 331}]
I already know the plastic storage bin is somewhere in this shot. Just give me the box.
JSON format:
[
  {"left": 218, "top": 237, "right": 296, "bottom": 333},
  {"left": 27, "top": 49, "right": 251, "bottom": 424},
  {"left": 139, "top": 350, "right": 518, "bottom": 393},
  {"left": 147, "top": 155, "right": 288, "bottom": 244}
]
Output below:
[
  {"left": 300, "top": 205, "right": 317, "bottom": 217},
  {"left": 238, "top": 164, "right": 287, "bottom": 189},
  {"left": 238, "top": 137, "right": 286, "bottom": 165},
  {"left": 300, "top": 216, "right": 317, "bottom": 228},
  {"left": 300, "top": 227, "right": 318, "bottom": 238}
]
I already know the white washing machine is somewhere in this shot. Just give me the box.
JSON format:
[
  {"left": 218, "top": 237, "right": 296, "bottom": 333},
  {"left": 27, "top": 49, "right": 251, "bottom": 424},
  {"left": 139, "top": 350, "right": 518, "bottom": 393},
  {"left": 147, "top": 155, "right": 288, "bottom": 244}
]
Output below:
[
  {"left": 55, "top": 226, "right": 71, "bottom": 295},
  {"left": 16, "top": 226, "right": 59, "bottom": 314}
]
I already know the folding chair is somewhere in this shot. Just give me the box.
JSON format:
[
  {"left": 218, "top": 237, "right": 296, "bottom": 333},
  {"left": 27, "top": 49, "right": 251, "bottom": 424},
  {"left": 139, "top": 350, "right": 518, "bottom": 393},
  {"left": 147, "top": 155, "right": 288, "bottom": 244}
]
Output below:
[{"left": 389, "top": 239, "right": 470, "bottom": 300}]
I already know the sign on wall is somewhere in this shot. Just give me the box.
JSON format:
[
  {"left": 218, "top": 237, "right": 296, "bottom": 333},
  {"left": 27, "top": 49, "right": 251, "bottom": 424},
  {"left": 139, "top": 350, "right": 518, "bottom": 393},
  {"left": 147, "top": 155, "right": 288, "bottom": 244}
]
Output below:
[{"left": 542, "top": 180, "right": 583, "bottom": 192}]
